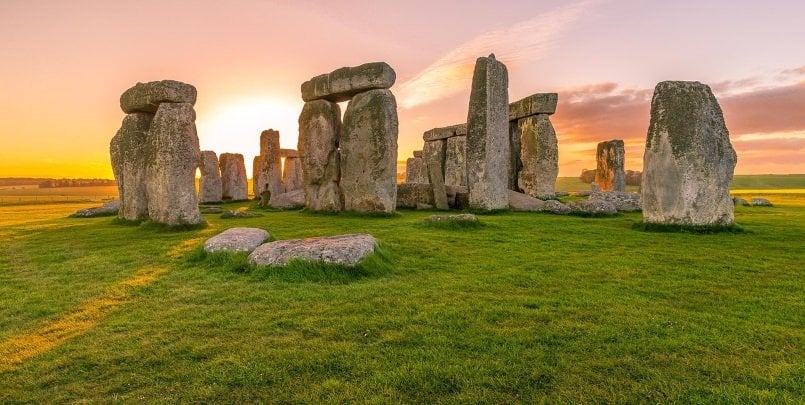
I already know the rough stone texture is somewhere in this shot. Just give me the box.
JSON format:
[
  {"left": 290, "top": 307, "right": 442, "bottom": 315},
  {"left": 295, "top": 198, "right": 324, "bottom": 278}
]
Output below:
[
  {"left": 280, "top": 148, "right": 299, "bottom": 158},
  {"left": 595, "top": 140, "right": 626, "bottom": 192},
  {"left": 446, "top": 185, "right": 468, "bottom": 209},
  {"left": 298, "top": 100, "right": 342, "bottom": 211},
  {"left": 507, "top": 190, "right": 570, "bottom": 214},
  {"left": 199, "top": 150, "right": 222, "bottom": 203},
  {"left": 413, "top": 150, "right": 423, "bottom": 158},
  {"left": 340, "top": 89, "right": 398, "bottom": 212},
  {"left": 110, "top": 112, "right": 153, "bottom": 221},
  {"left": 425, "top": 213, "right": 478, "bottom": 223},
  {"left": 252, "top": 156, "right": 264, "bottom": 198},
  {"left": 405, "top": 157, "right": 429, "bottom": 184},
  {"left": 203, "top": 227, "right": 269, "bottom": 253},
  {"left": 283, "top": 157, "right": 304, "bottom": 192},
  {"left": 120, "top": 80, "right": 197, "bottom": 114},
  {"left": 146, "top": 103, "right": 202, "bottom": 225},
  {"left": 258, "top": 129, "right": 285, "bottom": 199},
  {"left": 423, "top": 124, "right": 468, "bottom": 142},
  {"left": 508, "top": 93, "right": 558, "bottom": 121},
  {"left": 642, "top": 81, "right": 737, "bottom": 226},
  {"left": 423, "top": 139, "right": 449, "bottom": 210},
  {"left": 302, "top": 62, "right": 396, "bottom": 103},
  {"left": 567, "top": 199, "right": 618, "bottom": 216},
  {"left": 445, "top": 136, "right": 467, "bottom": 187},
  {"left": 248, "top": 234, "right": 377, "bottom": 266},
  {"left": 517, "top": 114, "right": 558, "bottom": 200},
  {"left": 589, "top": 191, "right": 641, "bottom": 212},
  {"left": 72, "top": 200, "right": 121, "bottom": 218},
  {"left": 219, "top": 153, "right": 248, "bottom": 201},
  {"left": 508, "top": 121, "right": 522, "bottom": 190},
  {"left": 732, "top": 196, "right": 750, "bottom": 206},
  {"left": 466, "top": 55, "right": 510, "bottom": 210},
  {"left": 396, "top": 183, "right": 435, "bottom": 208},
  {"left": 269, "top": 189, "right": 306, "bottom": 210},
  {"left": 752, "top": 197, "right": 772, "bottom": 207}
]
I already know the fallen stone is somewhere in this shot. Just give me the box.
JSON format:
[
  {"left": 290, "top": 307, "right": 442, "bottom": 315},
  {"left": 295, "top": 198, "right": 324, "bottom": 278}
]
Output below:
[
  {"left": 219, "top": 153, "right": 249, "bottom": 201},
  {"left": 301, "top": 62, "right": 396, "bottom": 103},
  {"left": 120, "top": 80, "right": 197, "bottom": 114},
  {"left": 110, "top": 112, "right": 152, "bottom": 221},
  {"left": 444, "top": 136, "right": 467, "bottom": 187},
  {"left": 425, "top": 213, "right": 478, "bottom": 223},
  {"left": 732, "top": 196, "right": 750, "bottom": 206},
  {"left": 199, "top": 150, "right": 223, "bottom": 203},
  {"left": 517, "top": 114, "right": 558, "bottom": 200},
  {"left": 751, "top": 197, "right": 773, "bottom": 207},
  {"left": 248, "top": 234, "right": 377, "bottom": 266},
  {"left": 203, "top": 227, "right": 269, "bottom": 253},
  {"left": 221, "top": 210, "right": 264, "bottom": 219},
  {"left": 589, "top": 191, "right": 641, "bottom": 212},
  {"left": 508, "top": 93, "right": 558, "bottom": 121},
  {"left": 507, "top": 190, "right": 570, "bottom": 214},
  {"left": 567, "top": 199, "right": 618, "bottom": 216},
  {"left": 298, "top": 100, "right": 343, "bottom": 211},
  {"left": 595, "top": 140, "right": 626, "bottom": 192},
  {"left": 423, "top": 123, "right": 468, "bottom": 142},
  {"left": 269, "top": 189, "right": 306, "bottom": 210},
  {"left": 396, "top": 183, "right": 435, "bottom": 208},
  {"left": 72, "top": 200, "right": 121, "bottom": 218}
]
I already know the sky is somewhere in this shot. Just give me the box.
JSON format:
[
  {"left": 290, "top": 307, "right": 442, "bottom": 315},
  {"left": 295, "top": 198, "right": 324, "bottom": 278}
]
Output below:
[{"left": 0, "top": 0, "right": 803, "bottom": 178}]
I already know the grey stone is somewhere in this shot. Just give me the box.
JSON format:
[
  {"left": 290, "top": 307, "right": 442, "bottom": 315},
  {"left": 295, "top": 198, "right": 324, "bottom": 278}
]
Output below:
[
  {"left": 413, "top": 150, "right": 423, "bottom": 158},
  {"left": 567, "top": 199, "right": 618, "bottom": 216},
  {"left": 508, "top": 93, "right": 558, "bottom": 121},
  {"left": 248, "top": 234, "right": 377, "bottom": 266},
  {"left": 541, "top": 199, "right": 571, "bottom": 215},
  {"left": 423, "top": 123, "right": 468, "bottom": 142},
  {"left": 258, "top": 129, "right": 285, "bottom": 199},
  {"left": 110, "top": 112, "right": 152, "bottom": 221},
  {"left": 283, "top": 157, "right": 304, "bottom": 192},
  {"left": 575, "top": 191, "right": 592, "bottom": 197},
  {"left": 221, "top": 209, "right": 263, "bottom": 219},
  {"left": 642, "top": 81, "right": 737, "bottom": 226},
  {"left": 405, "top": 157, "right": 428, "bottom": 184},
  {"left": 219, "top": 153, "right": 248, "bottom": 201},
  {"left": 145, "top": 102, "right": 202, "bottom": 226},
  {"left": 424, "top": 139, "right": 449, "bottom": 210},
  {"left": 517, "top": 114, "right": 558, "bottom": 200},
  {"left": 203, "top": 227, "right": 269, "bottom": 253},
  {"left": 301, "top": 62, "right": 396, "bottom": 103},
  {"left": 595, "top": 140, "right": 626, "bottom": 192},
  {"left": 269, "top": 189, "right": 306, "bottom": 210},
  {"left": 555, "top": 191, "right": 569, "bottom": 197},
  {"left": 298, "top": 100, "right": 342, "bottom": 211},
  {"left": 751, "top": 197, "right": 773, "bottom": 207},
  {"left": 396, "top": 183, "right": 435, "bottom": 208},
  {"left": 466, "top": 55, "right": 510, "bottom": 210},
  {"left": 507, "top": 190, "right": 569, "bottom": 214},
  {"left": 446, "top": 185, "right": 468, "bottom": 209},
  {"left": 732, "top": 196, "right": 750, "bottom": 206},
  {"left": 252, "top": 156, "right": 264, "bottom": 198},
  {"left": 425, "top": 213, "right": 478, "bottom": 223},
  {"left": 508, "top": 121, "right": 522, "bottom": 190},
  {"left": 120, "top": 80, "right": 197, "bottom": 114},
  {"left": 416, "top": 203, "right": 434, "bottom": 210},
  {"left": 340, "top": 89, "right": 398, "bottom": 212},
  {"left": 73, "top": 200, "right": 121, "bottom": 218},
  {"left": 199, "top": 150, "right": 222, "bottom": 203},
  {"left": 444, "top": 136, "right": 467, "bottom": 187},
  {"left": 589, "top": 191, "right": 641, "bottom": 212}
]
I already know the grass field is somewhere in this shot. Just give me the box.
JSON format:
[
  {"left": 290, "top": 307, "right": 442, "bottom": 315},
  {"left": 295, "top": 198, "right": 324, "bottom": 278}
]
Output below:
[{"left": 0, "top": 182, "right": 803, "bottom": 402}]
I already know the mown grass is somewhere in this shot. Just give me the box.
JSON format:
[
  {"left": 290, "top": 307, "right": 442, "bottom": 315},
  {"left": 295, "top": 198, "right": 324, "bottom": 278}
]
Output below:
[{"left": 0, "top": 195, "right": 803, "bottom": 402}]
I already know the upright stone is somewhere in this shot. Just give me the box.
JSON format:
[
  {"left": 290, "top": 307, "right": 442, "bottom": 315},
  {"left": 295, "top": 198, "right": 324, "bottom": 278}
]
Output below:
[
  {"left": 219, "top": 153, "right": 248, "bottom": 201},
  {"left": 110, "top": 112, "right": 153, "bottom": 221},
  {"left": 508, "top": 121, "right": 521, "bottom": 190},
  {"left": 146, "top": 103, "right": 202, "bottom": 225},
  {"left": 595, "top": 140, "right": 626, "bottom": 192},
  {"left": 405, "top": 157, "right": 428, "bottom": 184},
  {"left": 424, "top": 139, "right": 449, "bottom": 210},
  {"left": 466, "top": 54, "right": 510, "bottom": 210},
  {"left": 341, "top": 89, "right": 399, "bottom": 212},
  {"left": 258, "top": 129, "right": 284, "bottom": 199},
  {"left": 283, "top": 157, "right": 304, "bottom": 192},
  {"left": 252, "top": 156, "right": 264, "bottom": 198},
  {"left": 642, "top": 81, "right": 737, "bottom": 226},
  {"left": 298, "top": 100, "right": 342, "bottom": 211},
  {"left": 517, "top": 114, "right": 558, "bottom": 199},
  {"left": 444, "top": 136, "right": 467, "bottom": 187},
  {"left": 199, "top": 150, "right": 223, "bottom": 203}
]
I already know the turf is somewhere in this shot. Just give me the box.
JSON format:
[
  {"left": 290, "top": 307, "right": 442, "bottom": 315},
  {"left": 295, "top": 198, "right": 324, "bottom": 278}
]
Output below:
[{"left": 0, "top": 194, "right": 803, "bottom": 402}]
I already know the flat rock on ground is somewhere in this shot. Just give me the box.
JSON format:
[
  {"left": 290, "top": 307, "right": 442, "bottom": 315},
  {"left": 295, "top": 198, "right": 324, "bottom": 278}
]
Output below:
[
  {"left": 752, "top": 197, "right": 773, "bottom": 206},
  {"left": 732, "top": 197, "right": 750, "bottom": 206},
  {"left": 508, "top": 190, "right": 570, "bottom": 214},
  {"left": 589, "top": 191, "right": 642, "bottom": 212},
  {"left": 269, "top": 189, "right": 305, "bottom": 210},
  {"left": 567, "top": 199, "right": 618, "bottom": 216},
  {"left": 73, "top": 200, "right": 121, "bottom": 218},
  {"left": 424, "top": 213, "right": 478, "bottom": 222},
  {"left": 248, "top": 234, "right": 377, "bottom": 266},
  {"left": 204, "top": 227, "right": 269, "bottom": 253}
]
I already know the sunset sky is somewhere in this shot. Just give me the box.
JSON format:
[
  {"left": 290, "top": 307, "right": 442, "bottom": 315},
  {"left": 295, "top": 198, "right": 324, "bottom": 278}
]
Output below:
[{"left": 0, "top": 0, "right": 803, "bottom": 178}]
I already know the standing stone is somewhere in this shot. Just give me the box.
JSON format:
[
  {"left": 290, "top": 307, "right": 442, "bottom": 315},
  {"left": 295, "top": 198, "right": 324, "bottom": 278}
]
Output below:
[
  {"left": 517, "top": 114, "right": 558, "bottom": 199},
  {"left": 219, "top": 153, "right": 248, "bottom": 201},
  {"left": 424, "top": 139, "right": 449, "bottom": 210},
  {"left": 444, "top": 136, "right": 467, "bottom": 187},
  {"left": 258, "top": 129, "right": 285, "bottom": 199},
  {"left": 298, "top": 100, "right": 342, "bottom": 211},
  {"left": 405, "top": 157, "right": 428, "bottom": 184},
  {"left": 340, "top": 89, "right": 399, "bottom": 212},
  {"left": 283, "top": 157, "right": 304, "bottom": 192},
  {"left": 252, "top": 156, "right": 264, "bottom": 198},
  {"left": 110, "top": 112, "right": 153, "bottom": 221},
  {"left": 146, "top": 103, "right": 202, "bottom": 225},
  {"left": 466, "top": 55, "right": 510, "bottom": 210},
  {"left": 642, "top": 81, "right": 737, "bottom": 226},
  {"left": 199, "top": 150, "right": 223, "bottom": 203},
  {"left": 301, "top": 62, "right": 396, "bottom": 103},
  {"left": 595, "top": 140, "right": 626, "bottom": 192},
  {"left": 508, "top": 121, "right": 521, "bottom": 190}
]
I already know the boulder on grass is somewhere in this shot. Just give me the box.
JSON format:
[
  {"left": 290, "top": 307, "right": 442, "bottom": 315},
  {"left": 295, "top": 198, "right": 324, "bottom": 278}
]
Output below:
[
  {"left": 203, "top": 227, "right": 269, "bottom": 253},
  {"left": 248, "top": 234, "right": 377, "bottom": 266},
  {"left": 751, "top": 197, "right": 772, "bottom": 207},
  {"left": 567, "top": 199, "right": 618, "bottom": 216},
  {"left": 72, "top": 200, "right": 121, "bottom": 218}
]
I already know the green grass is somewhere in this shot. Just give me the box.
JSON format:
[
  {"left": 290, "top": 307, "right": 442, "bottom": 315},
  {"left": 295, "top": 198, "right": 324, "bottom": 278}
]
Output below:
[{"left": 0, "top": 196, "right": 803, "bottom": 402}]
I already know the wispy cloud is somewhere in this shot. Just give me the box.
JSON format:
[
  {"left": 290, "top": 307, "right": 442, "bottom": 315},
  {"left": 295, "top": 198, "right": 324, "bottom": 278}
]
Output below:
[{"left": 396, "top": 1, "right": 597, "bottom": 109}]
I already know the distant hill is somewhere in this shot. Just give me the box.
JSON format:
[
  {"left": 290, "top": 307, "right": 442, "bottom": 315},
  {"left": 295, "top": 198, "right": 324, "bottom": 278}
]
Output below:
[{"left": 0, "top": 178, "right": 116, "bottom": 188}]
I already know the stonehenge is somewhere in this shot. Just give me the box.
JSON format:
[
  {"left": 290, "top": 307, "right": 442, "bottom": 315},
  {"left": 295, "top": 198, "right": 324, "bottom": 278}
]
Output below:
[
  {"left": 110, "top": 80, "right": 202, "bottom": 226},
  {"left": 254, "top": 129, "right": 284, "bottom": 200},
  {"left": 595, "top": 140, "right": 626, "bottom": 192},
  {"left": 219, "top": 153, "right": 248, "bottom": 201},
  {"left": 199, "top": 151, "right": 223, "bottom": 203},
  {"left": 298, "top": 62, "right": 399, "bottom": 212}
]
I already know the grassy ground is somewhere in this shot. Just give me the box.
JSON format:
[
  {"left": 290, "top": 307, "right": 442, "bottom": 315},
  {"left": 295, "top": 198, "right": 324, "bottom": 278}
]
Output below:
[{"left": 0, "top": 190, "right": 803, "bottom": 402}]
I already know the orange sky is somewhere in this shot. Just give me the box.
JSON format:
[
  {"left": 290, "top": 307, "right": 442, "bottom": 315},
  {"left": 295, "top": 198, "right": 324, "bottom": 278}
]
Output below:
[{"left": 0, "top": 0, "right": 803, "bottom": 179}]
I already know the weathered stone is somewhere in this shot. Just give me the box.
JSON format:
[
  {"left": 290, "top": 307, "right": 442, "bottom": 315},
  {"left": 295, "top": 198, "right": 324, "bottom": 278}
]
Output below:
[
  {"left": 423, "top": 124, "right": 468, "bottom": 142},
  {"left": 203, "top": 227, "right": 269, "bottom": 253},
  {"left": 258, "top": 129, "right": 285, "bottom": 199},
  {"left": 425, "top": 213, "right": 478, "bottom": 223},
  {"left": 283, "top": 157, "right": 304, "bottom": 192},
  {"left": 589, "top": 191, "right": 641, "bottom": 212},
  {"left": 445, "top": 185, "right": 468, "bottom": 209},
  {"left": 146, "top": 103, "right": 202, "bottom": 225},
  {"left": 595, "top": 140, "right": 626, "bottom": 192},
  {"left": 221, "top": 209, "right": 263, "bottom": 219},
  {"left": 751, "top": 197, "right": 772, "bottom": 207},
  {"left": 508, "top": 121, "right": 521, "bottom": 190},
  {"left": 396, "top": 183, "right": 435, "bottom": 208},
  {"left": 732, "top": 196, "right": 750, "bottom": 207},
  {"left": 269, "top": 189, "right": 306, "bottom": 210},
  {"left": 120, "top": 80, "right": 197, "bottom": 114},
  {"left": 508, "top": 93, "right": 558, "bottom": 121},
  {"left": 517, "top": 114, "right": 558, "bottom": 200},
  {"left": 248, "top": 234, "right": 377, "bottom": 266},
  {"left": 413, "top": 150, "right": 423, "bottom": 158},
  {"left": 466, "top": 55, "right": 510, "bottom": 210},
  {"left": 541, "top": 199, "right": 572, "bottom": 215},
  {"left": 72, "top": 200, "right": 121, "bottom": 218},
  {"left": 219, "top": 153, "right": 248, "bottom": 201},
  {"left": 199, "top": 150, "right": 222, "bottom": 203},
  {"left": 340, "top": 89, "right": 398, "bottom": 212},
  {"left": 567, "top": 199, "right": 618, "bottom": 216},
  {"left": 424, "top": 139, "right": 449, "bottom": 210},
  {"left": 642, "top": 81, "right": 737, "bottom": 226},
  {"left": 575, "top": 191, "right": 592, "bottom": 197},
  {"left": 298, "top": 100, "right": 342, "bottom": 211},
  {"left": 252, "top": 156, "right": 264, "bottom": 198},
  {"left": 405, "top": 157, "right": 428, "bottom": 184},
  {"left": 507, "top": 190, "right": 570, "bottom": 214},
  {"left": 280, "top": 148, "right": 299, "bottom": 158},
  {"left": 110, "top": 112, "right": 153, "bottom": 221},
  {"left": 301, "top": 62, "right": 396, "bottom": 103},
  {"left": 445, "top": 136, "right": 467, "bottom": 187},
  {"left": 555, "top": 191, "right": 569, "bottom": 197}
]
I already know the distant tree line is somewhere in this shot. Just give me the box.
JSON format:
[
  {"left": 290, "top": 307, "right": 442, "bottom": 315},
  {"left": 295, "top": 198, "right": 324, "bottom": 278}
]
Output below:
[
  {"left": 579, "top": 169, "right": 642, "bottom": 186},
  {"left": 37, "top": 178, "right": 117, "bottom": 188}
]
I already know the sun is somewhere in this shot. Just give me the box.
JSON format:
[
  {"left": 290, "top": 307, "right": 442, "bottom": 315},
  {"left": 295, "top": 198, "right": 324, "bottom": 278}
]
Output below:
[{"left": 195, "top": 96, "right": 302, "bottom": 177}]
